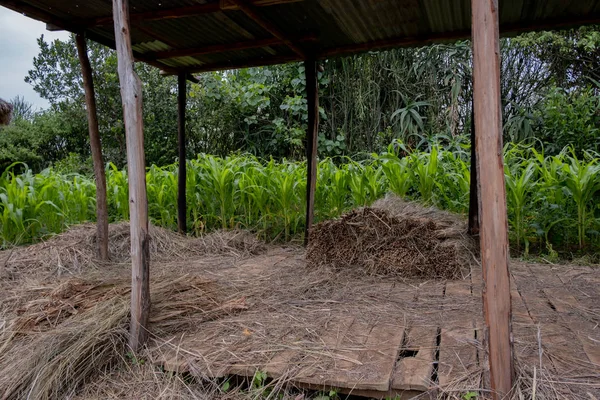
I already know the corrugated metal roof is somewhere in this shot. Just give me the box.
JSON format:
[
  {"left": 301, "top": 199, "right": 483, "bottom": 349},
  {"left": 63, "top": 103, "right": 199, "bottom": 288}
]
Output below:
[{"left": 4, "top": 0, "right": 600, "bottom": 74}]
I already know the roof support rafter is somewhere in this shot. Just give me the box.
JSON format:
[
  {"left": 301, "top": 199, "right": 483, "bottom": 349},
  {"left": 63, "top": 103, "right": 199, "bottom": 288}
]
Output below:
[
  {"left": 87, "top": 0, "right": 303, "bottom": 26},
  {"left": 229, "top": 0, "right": 306, "bottom": 58},
  {"left": 170, "top": 55, "right": 301, "bottom": 75},
  {"left": 150, "top": 34, "right": 315, "bottom": 60},
  {"left": 154, "top": 37, "right": 283, "bottom": 59}
]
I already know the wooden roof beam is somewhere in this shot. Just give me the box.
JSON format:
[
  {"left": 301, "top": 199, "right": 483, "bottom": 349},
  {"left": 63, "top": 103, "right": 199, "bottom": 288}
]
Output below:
[
  {"left": 229, "top": 0, "right": 306, "bottom": 58},
  {"left": 318, "top": 14, "right": 600, "bottom": 59},
  {"left": 150, "top": 34, "right": 315, "bottom": 60},
  {"left": 88, "top": 0, "right": 303, "bottom": 26},
  {"left": 167, "top": 54, "right": 301, "bottom": 75},
  {"left": 154, "top": 38, "right": 283, "bottom": 59}
]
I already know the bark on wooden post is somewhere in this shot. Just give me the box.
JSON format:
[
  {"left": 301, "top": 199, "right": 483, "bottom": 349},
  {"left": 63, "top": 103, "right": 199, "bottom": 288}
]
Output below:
[
  {"left": 113, "top": 0, "right": 151, "bottom": 351},
  {"left": 177, "top": 72, "right": 187, "bottom": 234},
  {"left": 468, "top": 102, "right": 479, "bottom": 235},
  {"left": 304, "top": 59, "right": 319, "bottom": 246},
  {"left": 75, "top": 33, "right": 109, "bottom": 260},
  {"left": 471, "top": 0, "right": 514, "bottom": 397}
]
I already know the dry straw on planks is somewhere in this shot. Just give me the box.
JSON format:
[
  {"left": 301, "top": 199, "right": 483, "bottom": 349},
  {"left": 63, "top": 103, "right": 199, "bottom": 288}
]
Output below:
[{"left": 0, "top": 220, "right": 597, "bottom": 399}]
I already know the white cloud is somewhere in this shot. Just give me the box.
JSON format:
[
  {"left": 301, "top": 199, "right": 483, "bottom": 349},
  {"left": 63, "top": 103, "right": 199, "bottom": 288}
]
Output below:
[{"left": 0, "top": 7, "right": 70, "bottom": 111}]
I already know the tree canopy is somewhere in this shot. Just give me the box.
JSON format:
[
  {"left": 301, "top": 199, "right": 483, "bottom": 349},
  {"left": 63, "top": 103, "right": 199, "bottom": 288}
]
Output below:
[{"left": 2, "top": 26, "right": 600, "bottom": 172}]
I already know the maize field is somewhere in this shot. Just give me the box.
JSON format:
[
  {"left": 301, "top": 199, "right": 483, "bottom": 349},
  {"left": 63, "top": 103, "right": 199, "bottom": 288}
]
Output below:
[{"left": 1, "top": 144, "right": 599, "bottom": 255}]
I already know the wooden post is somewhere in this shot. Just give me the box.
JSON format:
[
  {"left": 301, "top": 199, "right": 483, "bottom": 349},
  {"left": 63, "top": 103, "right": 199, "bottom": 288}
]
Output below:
[
  {"left": 471, "top": 0, "right": 514, "bottom": 398},
  {"left": 75, "top": 33, "right": 109, "bottom": 260},
  {"left": 113, "top": 0, "right": 151, "bottom": 351},
  {"left": 177, "top": 72, "right": 187, "bottom": 234},
  {"left": 468, "top": 101, "right": 479, "bottom": 235},
  {"left": 304, "top": 59, "right": 319, "bottom": 246}
]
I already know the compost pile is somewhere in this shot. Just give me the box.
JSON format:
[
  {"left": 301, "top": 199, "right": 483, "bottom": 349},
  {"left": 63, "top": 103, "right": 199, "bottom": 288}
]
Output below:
[{"left": 306, "top": 195, "right": 477, "bottom": 279}]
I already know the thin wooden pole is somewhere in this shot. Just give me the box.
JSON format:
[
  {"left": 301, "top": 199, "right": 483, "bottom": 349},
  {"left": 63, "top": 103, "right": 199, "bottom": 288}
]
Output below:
[
  {"left": 75, "top": 33, "right": 109, "bottom": 261},
  {"left": 177, "top": 72, "right": 187, "bottom": 234},
  {"left": 471, "top": 0, "right": 514, "bottom": 398},
  {"left": 468, "top": 100, "right": 479, "bottom": 235},
  {"left": 304, "top": 59, "right": 319, "bottom": 246},
  {"left": 113, "top": 0, "right": 151, "bottom": 351}
]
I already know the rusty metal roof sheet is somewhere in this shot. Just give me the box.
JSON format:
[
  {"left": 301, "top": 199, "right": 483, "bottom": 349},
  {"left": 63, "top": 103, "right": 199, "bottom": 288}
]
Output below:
[{"left": 2, "top": 0, "right": 600, "bottom": 75}]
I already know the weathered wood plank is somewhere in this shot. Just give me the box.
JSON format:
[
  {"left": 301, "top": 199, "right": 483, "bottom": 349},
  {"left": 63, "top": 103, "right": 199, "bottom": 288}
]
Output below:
[
  {"left": 294, "top": 318, "right": 370, "bottom": 386},
  {"left": 507, "top": 271, "right": 541, "bottom": 373},
  {"left": 511, "top": 267, "right": 592, "bottom": 377},
  {"left": 293, "top": 317, "right": 404, "bottom": 392},
  {"left": 113, "top": 0, "right": 151, "bottom": 351},
  {"left": 263, "top": 316, "right": 356, "bottom": 380},
  {"left": 392, "top": 325, "right": 437, "bottom": 391},
  {"left": 75, "top": 33, "right": 109, "bottom": 261},
  {"left": 438, "top": 281, "right": 478, "bottom": 388},
  {"left": 392, "top": 281, "right": 444, "bottom": 392},
  {"left": 471, "top": 0, "right": 514, "bottom": 396}
]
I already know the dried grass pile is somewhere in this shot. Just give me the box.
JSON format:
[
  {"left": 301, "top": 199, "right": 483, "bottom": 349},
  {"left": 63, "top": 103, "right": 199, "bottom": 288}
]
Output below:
[
  {"left": 0, "top": 222, "right": 266, "bottom": 278},
  {"left": 0, "top": 275, "right": 235, "bottom": 400},
  {"left": 307, "top": 195, "right": 477, "bottom": 279},
  {"left": 0, "top": 98, "right": 12, "bottom": 126}
]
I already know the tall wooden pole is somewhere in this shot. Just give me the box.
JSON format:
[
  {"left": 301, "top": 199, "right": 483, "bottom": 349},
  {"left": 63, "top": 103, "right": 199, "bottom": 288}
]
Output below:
[
  {"left": 177, "top": 73, "right": 187, "bottom": 234},
  {"left": 113, "top": 0, "right": 151, "bottom": 351},
  {"left": 471, "top": 0, "right": 514, "bottom": 398},
  {"left": 75, "top": 33, "right": 109, "bottom": 261},
  {"left": 468, "top": 101, "right": 479, "bottom": 235},
  {"left": 304, "top": 59, "right": 319, "bottom": 246}
]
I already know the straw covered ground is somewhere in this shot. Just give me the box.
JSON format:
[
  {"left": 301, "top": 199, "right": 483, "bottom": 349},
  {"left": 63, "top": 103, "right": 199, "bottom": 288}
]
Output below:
[{"left": 0, "top": 202, "right": 598, "bottom": 400}]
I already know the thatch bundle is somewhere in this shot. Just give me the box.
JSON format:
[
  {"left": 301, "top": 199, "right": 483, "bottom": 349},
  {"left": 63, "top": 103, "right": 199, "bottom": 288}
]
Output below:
[
  {"left": 0, "top": 98, "right": 13, "bottom": 126},
  {"left": 306, "top": 195, "right": 478, "bottom": 279}
]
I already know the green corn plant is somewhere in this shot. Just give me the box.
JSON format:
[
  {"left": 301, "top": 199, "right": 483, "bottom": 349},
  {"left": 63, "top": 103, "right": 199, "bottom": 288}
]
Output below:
[
  {"left": 504, "top": 159, "right": 538, "bottom": 253},
  {"left": 377, "top": 151, "right": 412, "bottom": 199},
  {"left": 271, "top": 161, "right": 303, "bottom": 241},
  {"left": 347, "top": 160, "right": 369, "bottom": 207},
  {"left": 363, "top": 163, "right": 385, "bottom": 205},
  {"left": 1, "top": 146, "right": 599, "bottom": 252},
  {"left": 194, "top": 155, "right": 240, "bottom": 230},
  {"left": 562, "top": 149, "right": 600, "bottom": 249},
  {"left": 106, "top": 163, "right": 129, "bottom": 221},
  {"left": 412, "top": 146, "right": 439, "bottom": 204},
  {"left": 436, "top": 151, "right": 470, "bottom": 213},
  {"left": 146, "top": 164, "right": 178, "bottom": 229},
  {"left": 239, "top": 160, "right": 274, "bottom": 238},
  {"left": 316, "top": 158, "right": 348, "bottom": 219}
]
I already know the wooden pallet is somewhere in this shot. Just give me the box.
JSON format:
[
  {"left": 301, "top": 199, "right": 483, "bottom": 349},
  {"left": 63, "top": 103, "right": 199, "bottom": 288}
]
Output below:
[{"left": 154, "top": 255, "right": 600, "bottom": 398}]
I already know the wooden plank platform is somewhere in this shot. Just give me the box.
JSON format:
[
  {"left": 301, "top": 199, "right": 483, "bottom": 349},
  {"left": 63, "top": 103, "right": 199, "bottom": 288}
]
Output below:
[{"left": 151, "top": 250, "right": 600, "bottom": 399}]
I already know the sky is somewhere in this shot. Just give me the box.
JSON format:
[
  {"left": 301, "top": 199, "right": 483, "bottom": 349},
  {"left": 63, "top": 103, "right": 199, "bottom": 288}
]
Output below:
[{"left": 0, "top": 7, "right": 70, "bottom": 111}]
